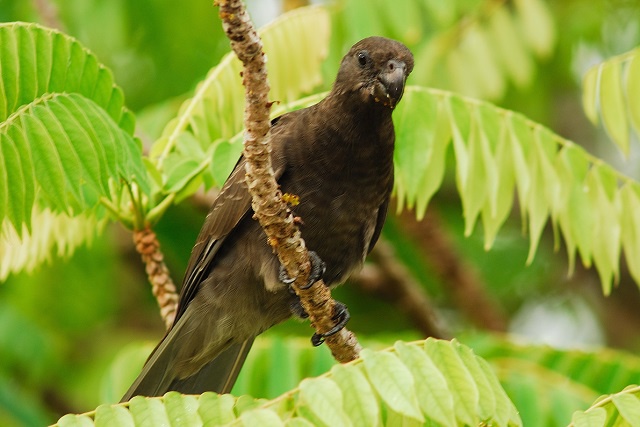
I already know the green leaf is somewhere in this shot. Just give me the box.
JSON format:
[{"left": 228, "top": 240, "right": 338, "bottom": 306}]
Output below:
[
  {"left": 0, "top": 208, "right": 103, "bottom": 281},
  {"left": 582, "top": 63, "right": 599, "bottom": 125},
  {"left": 454, "top": 343, "right": 496, "bottom": 422},
  {"left": 612, "top": 393, "right": 640, "bottom": 427},
  {"left": 298, "top": 378, "right": 351, "bottom": 427},
  {"left": 239, "top": 408, "right": 285, "bottom": 427},
  {"left": 0, "top": 22, "right": 149, "bottom": 277},
  {"left": 1, "top": 93, "right": 146, "bottom": 229},
  {"left": 514, "top": 0, "right": 556, "bottom": 58},
  {"left": 571, "top": 408, "right": 606, "bottom": 427},
  {"left": 162, "top": 392, "right": 201, "bottom": 427},
  {"left": 621, "top": 184, "right": 640, "bottom": 283},
  {"left": 152, "top": 6, "right": 331, "bottom": 194},
  {"left": 0, "top": 22, "right": 131, "bottom": 127},
  {"left": 394, "top": 341, "right": 456, "bottom": 426},
  {"left": 488, "top": 6, "right": 534, "bottom": 88},
  {"left": 55, "top": 339, "right": 519, "bottom": 426},
  {"left": 582, "top": 47, "right": 640, "bottom": 155},
  {"left": 128, "top": 396, "right": 170, "bottom": 427},
  {"left": 570, "top": 386, "right": 640, "bottom": 427},
  {"left": 393, "top": 87, "right": 450, "bottom": 218},
  {"left": 395, "top": 86, "right": 640, "bottom": 293},
  {"left": 461, "top": 25, "right": 505, "bottom": 99},
  {"left": 627, "top": 50, "right": 640, "bottom": 136},
  {"left": 361, "top": 349, "right": 424, "bottom": 423},
  {"left": 197, "top": 393, "right": 236, "bottom": 425},
  {"left": 423, "top": 339, "right": 479, "bottom": 426},
  {"left": 331, "top": 365, "right": 380, "bottom": 427},
  {"left": 585, "top": 166, "right": 621, "bottom": 292},
  {"left": 599, "top": 60, "right": 630, "bottom": 155},
  {"left": 57, "top": 414, "right": 96, "bottom": 427},
  {"left": 94, "top": 404, "right": 134, "bottom": 427}
]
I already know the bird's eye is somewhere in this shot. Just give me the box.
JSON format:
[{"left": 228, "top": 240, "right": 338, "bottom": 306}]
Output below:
[{"left": 357, "top": 51, "right": 369, "bottom": 67}]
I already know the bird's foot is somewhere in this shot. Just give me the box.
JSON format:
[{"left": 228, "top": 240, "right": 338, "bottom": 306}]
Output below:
[
  {"left": 311, "top": 301, "right": 350, "bottom": 346},
  {"left": 279, "top": 251, "right": 326, "bottom": 290}
]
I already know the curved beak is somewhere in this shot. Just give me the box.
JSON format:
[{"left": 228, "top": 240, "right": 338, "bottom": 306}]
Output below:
[{"left": 374, "top": 59, "right": 407, "bottom": 109}]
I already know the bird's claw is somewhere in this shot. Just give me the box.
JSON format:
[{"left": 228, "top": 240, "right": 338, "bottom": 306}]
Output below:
[
  {"left": 311, "top": 301, "right": 350, "bottom": 347},
  {"left": 279, "top": 251, "right": 326, "bottom": 290}
]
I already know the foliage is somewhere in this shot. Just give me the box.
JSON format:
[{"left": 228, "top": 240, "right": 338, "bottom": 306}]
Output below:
[
  {"left": 1, "top": 0, "right": 640, "bottom": 426},
  {"left": 582, "top": 46, "right": 640, "bottom": 156},
  {"left": 56, "top": 339, "right": 522, "bottom": 427}
]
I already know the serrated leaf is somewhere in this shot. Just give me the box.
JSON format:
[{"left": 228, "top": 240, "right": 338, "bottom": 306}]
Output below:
[
  {"left": 424, "top": 339, "right": 478, "bottom": 426},
  {"left": 331, "top": 364, "right": 380, "bottom": 427},
  {"left": 360, "top": 349, "right": 424, "bottom": 422},
  {"left": 1, "top": 93, "right": 147, "bottom": 230},
  {"left": 298, "top": 378, "right": 351, "bottom": 427},
  {"left": 0, "top": 22, "right": 128, "bottom": 125},
  {"left": 393, "top": 341, "right": 456, "bottom": 426}
]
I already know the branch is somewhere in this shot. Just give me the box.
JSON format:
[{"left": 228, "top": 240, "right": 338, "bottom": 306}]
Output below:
[
  {"left": 399, "top": 208, "right": 507, "bottom": 331},
  {"left": 214, "top": 0, "right": 361, "bottom": 362},
  {"left": 133, "top": 227, "right": 179, "bottom": 330},
  {"left": 355, "top": 239, "right": 447, "bottom": 338}
]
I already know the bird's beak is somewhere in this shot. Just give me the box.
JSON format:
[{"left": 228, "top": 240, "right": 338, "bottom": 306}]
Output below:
[{"left": 373, "top": 59, "right": 407, "bottom": 109}]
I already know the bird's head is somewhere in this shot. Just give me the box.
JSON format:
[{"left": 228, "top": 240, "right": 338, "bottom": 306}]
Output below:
[{"left": 334, "top": 36, "right": 414, "bottom": 109}]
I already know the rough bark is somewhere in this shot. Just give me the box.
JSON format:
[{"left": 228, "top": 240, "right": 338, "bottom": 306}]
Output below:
[
  {"left": 215, "top": 0, "right": 361, "bottom": 362},
  {"left": 133, "top": 227, "right": 179, "bottom": 330}
]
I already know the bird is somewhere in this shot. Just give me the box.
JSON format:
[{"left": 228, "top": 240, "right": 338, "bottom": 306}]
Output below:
[{"left": 122, "top": 36, "right": 414, "bottom": 400}]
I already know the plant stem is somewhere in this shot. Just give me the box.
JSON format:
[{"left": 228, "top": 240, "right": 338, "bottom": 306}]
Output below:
[{"left": 214, "top": 0, "right": 361, "bottom": 362}]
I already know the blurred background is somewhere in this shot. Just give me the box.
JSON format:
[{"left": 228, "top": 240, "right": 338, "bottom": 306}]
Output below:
[{"left": 1, "top": 0, "right": 640, "bottom": 425}]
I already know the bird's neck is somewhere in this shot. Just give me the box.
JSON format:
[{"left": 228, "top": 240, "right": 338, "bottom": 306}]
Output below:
[{"left": 321, "top": 91, "right": 395, "bottom": 151}]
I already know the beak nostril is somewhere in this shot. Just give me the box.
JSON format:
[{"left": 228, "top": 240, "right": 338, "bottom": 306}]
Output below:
[{"left": 388, "top": 62, "right": 394, "bottom": 71}]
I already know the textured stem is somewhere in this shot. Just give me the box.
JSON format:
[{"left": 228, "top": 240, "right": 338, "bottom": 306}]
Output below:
[
  {"left": 215, "top": 0, "right": 361, "bottom": 362},
  {"left": 133, "top": 228, "right": 178, "bottom": 330}
]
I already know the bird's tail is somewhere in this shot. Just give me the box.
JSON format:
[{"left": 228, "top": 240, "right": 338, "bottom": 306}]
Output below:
[{"left": 121, "top": 336, "right": 254, "bottom": 402}]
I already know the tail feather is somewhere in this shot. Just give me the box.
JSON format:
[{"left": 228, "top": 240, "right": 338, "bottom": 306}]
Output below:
[{"left": 121, "top": 337, "right": 255, "bottom": 402}]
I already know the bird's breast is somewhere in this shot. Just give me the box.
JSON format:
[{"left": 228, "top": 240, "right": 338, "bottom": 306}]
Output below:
[{"left": 282, "top": 155, "right": 393, "bottom": 286}]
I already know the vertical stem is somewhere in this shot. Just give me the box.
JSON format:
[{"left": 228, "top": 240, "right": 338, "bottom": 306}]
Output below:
[
  {"left": 214, "top": 0, "right": 361, "bottom": 362},
  {"left": 133, "top": 227, "right": 178, "bottom": 330}
]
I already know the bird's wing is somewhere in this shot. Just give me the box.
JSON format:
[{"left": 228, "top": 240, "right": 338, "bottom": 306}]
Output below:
[
  {"left": 174, "top": 115, "right": 290, "bottom": 323},
  {"left": 368, "top": 166, "right": 394, "bottom": 254}
]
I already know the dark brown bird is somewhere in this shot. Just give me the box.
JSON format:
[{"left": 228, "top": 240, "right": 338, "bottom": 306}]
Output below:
[{"left": 122, "top": 36, "right": 413, "bottom": 400}]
